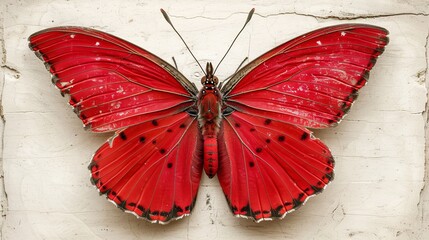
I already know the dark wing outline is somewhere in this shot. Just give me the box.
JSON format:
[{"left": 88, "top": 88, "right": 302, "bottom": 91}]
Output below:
[
  {"left": 221, "top": 24, "right": 388, "bottom": 128},
  {"left": 29, "top": 26, "right": 199, "bottom": 132}
]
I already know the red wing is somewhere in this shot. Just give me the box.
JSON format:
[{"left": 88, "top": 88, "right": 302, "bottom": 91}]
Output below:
[
  {"left": 217, "top": 112, "right": 333, "bottom": 221},
  {"left": 89, "top": 112, "right": 203, "bottom": 224},
  {"left": 221, "top": 24, "right": 389, "bottom": 128},
  {"left": 29, "top": 27, "right": 198, "bottom": 132}
]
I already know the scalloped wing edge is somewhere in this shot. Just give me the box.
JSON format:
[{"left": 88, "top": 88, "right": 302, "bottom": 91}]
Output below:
[
  {"left": 225, "top": 131, "right": 335, "bottom": 223},
  {"left": 87, "top": 131, "right": 198, "bottom": 224}
]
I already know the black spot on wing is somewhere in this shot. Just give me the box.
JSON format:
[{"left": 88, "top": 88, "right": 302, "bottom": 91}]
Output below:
[
  {"left": 271, "top": 205, "right": 284, "bottom": 217},
  {"left": 293, "top": 198, "right": 303, "bottom": 208},
  {"left": 118, "top": 201, "right": 127, "bottom": 210},
  {"left": 89, "top": 162, "right": 98, "bottom": 171},
  {"left": 356, "top": 77, "right": 366, "bottom": 87},
  {"left": 90, "top": 177, "right": 99, "bottom": 185},
  {"left": 151, "top": 120, "right": 158, "bottom": 126},
  {"left": 172, "top": 204, "right": 183, "bottom": 215},
  {"left": 301, "top": 132, "right": 309, "bottom": 140},
  {"left": 311, "top": 185, "right": 323, "bottom": 194},
  {"left": 119, "top": 132, "right": 127, "bottom": 140},
  {"left": 327, "top": 157, "right": 335, "bottom": 167},
  {"left": 240, "top": 203, "right": 252, "bottom": 216},
  {"left": 137, "top": 205, "right": 145, "bottom": 212},
  {"left": 159, "top": 211, "right": 169, "bottom": 217}
]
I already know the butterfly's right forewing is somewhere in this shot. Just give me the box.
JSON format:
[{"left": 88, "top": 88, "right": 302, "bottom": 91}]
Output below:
[{"left": 222, "top": 24, "right": 389, "bottom": 128}]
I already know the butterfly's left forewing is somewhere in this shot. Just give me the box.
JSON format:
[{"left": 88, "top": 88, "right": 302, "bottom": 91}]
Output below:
[{"left": 29, "top": 27, "right": 198, "bottom": 132}]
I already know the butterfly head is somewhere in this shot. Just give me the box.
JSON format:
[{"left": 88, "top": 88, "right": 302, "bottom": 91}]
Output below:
[{"left": 201, "top": 62, "right": 219, "bottom": 86}]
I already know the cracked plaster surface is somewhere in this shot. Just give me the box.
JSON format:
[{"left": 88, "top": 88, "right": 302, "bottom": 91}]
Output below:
[{"left": 1, "top": 0, "right": 429, "bottom": 239}]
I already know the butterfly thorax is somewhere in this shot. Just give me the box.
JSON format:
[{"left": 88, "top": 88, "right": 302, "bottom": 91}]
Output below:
[{"left": 198, "top": 63, "right": 222, "bottom": 178}]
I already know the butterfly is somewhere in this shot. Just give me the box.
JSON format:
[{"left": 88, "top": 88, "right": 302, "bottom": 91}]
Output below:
[{"left": 28, "top": 9, "right": 389, "bottom": 224}]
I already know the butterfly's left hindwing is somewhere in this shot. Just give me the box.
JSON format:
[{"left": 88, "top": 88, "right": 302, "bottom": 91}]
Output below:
[{"left": 90, "top": 112, "right": 203, "bottom": 223}]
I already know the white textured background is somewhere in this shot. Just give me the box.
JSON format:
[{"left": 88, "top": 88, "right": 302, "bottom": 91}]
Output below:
[{"left": 1, "top": 0, "right": 429, "bottom": 239}]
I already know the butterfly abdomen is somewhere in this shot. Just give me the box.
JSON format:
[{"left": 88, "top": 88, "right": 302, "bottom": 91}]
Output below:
[
  {"left": 198, "top": 81, "right": 222, "bottom": 178},
  {"left": 203, "top": 136, "right": 219, "bottom": 178}
]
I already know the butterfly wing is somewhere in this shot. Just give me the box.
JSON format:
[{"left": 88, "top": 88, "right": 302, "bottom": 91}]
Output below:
[
  {"left": 29, "top": 27, "right": 203, "bottom": 223},
  {"left": 218, "top": 112, "right": 333, "bottom": 221},
  {"left": 218, "top": 24, "right": 388, "bottom": 221},
  {"left": 222, "top": 24, "right": 389, "bottom": 128},
  {"left": 29, "top": 27, "right": 198, "bottom": 132},
  {"left": 90, "top": 112, "right": 203, "bottom": 223}
]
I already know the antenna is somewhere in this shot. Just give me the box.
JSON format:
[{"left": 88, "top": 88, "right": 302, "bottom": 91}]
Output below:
[
  {"left": 161, "top": 9, "right": 206, "bottom": 75},
  {"left": 213, "top": 8, "right": 255, "bottom": 75}
]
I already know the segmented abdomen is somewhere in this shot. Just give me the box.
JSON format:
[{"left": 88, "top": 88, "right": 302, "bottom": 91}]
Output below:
[
  {"left": 198, "top": 88, "right": 222, "bottom": 177},
  {"left": 203, "top": 136, "right": 218, "bottom": 178}
]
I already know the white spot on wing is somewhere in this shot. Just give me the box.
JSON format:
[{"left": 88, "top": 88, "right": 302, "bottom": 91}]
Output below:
[
  {"left": 341, "top": 31, "right": 346, "bottom": 36},
  {"left": 70, "top": 34, "right": 75, "bottom": 38},
  {"left": 95, "top": 41, "right": 100, "bottom": 46},
  {"left": 316, "top": 40, "right": 322, "bottom": 45}
]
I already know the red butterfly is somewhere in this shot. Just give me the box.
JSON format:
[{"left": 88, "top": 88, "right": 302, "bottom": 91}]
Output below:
[{"left": 28, "top": 9, "right": 388, "bottom": 224}]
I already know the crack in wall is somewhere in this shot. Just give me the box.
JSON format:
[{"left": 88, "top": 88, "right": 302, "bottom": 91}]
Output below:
[
  {"left": 418, "top": 29, "right": 429, "bottom": 226},
  {"left": 169, "top": 11, "right": 248, "bottom": 21},
  {"left": 257, "top": 12, "right": 429, "bottom": 20},
  {"left": 0, "top": 9, "right": 7, "bottom": 240},
  {"left": 169, "top": 11, "right": 429, "bottom": 21},
  {"left": 1, "top": 65, "right": 20, "bottom": 80}
]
